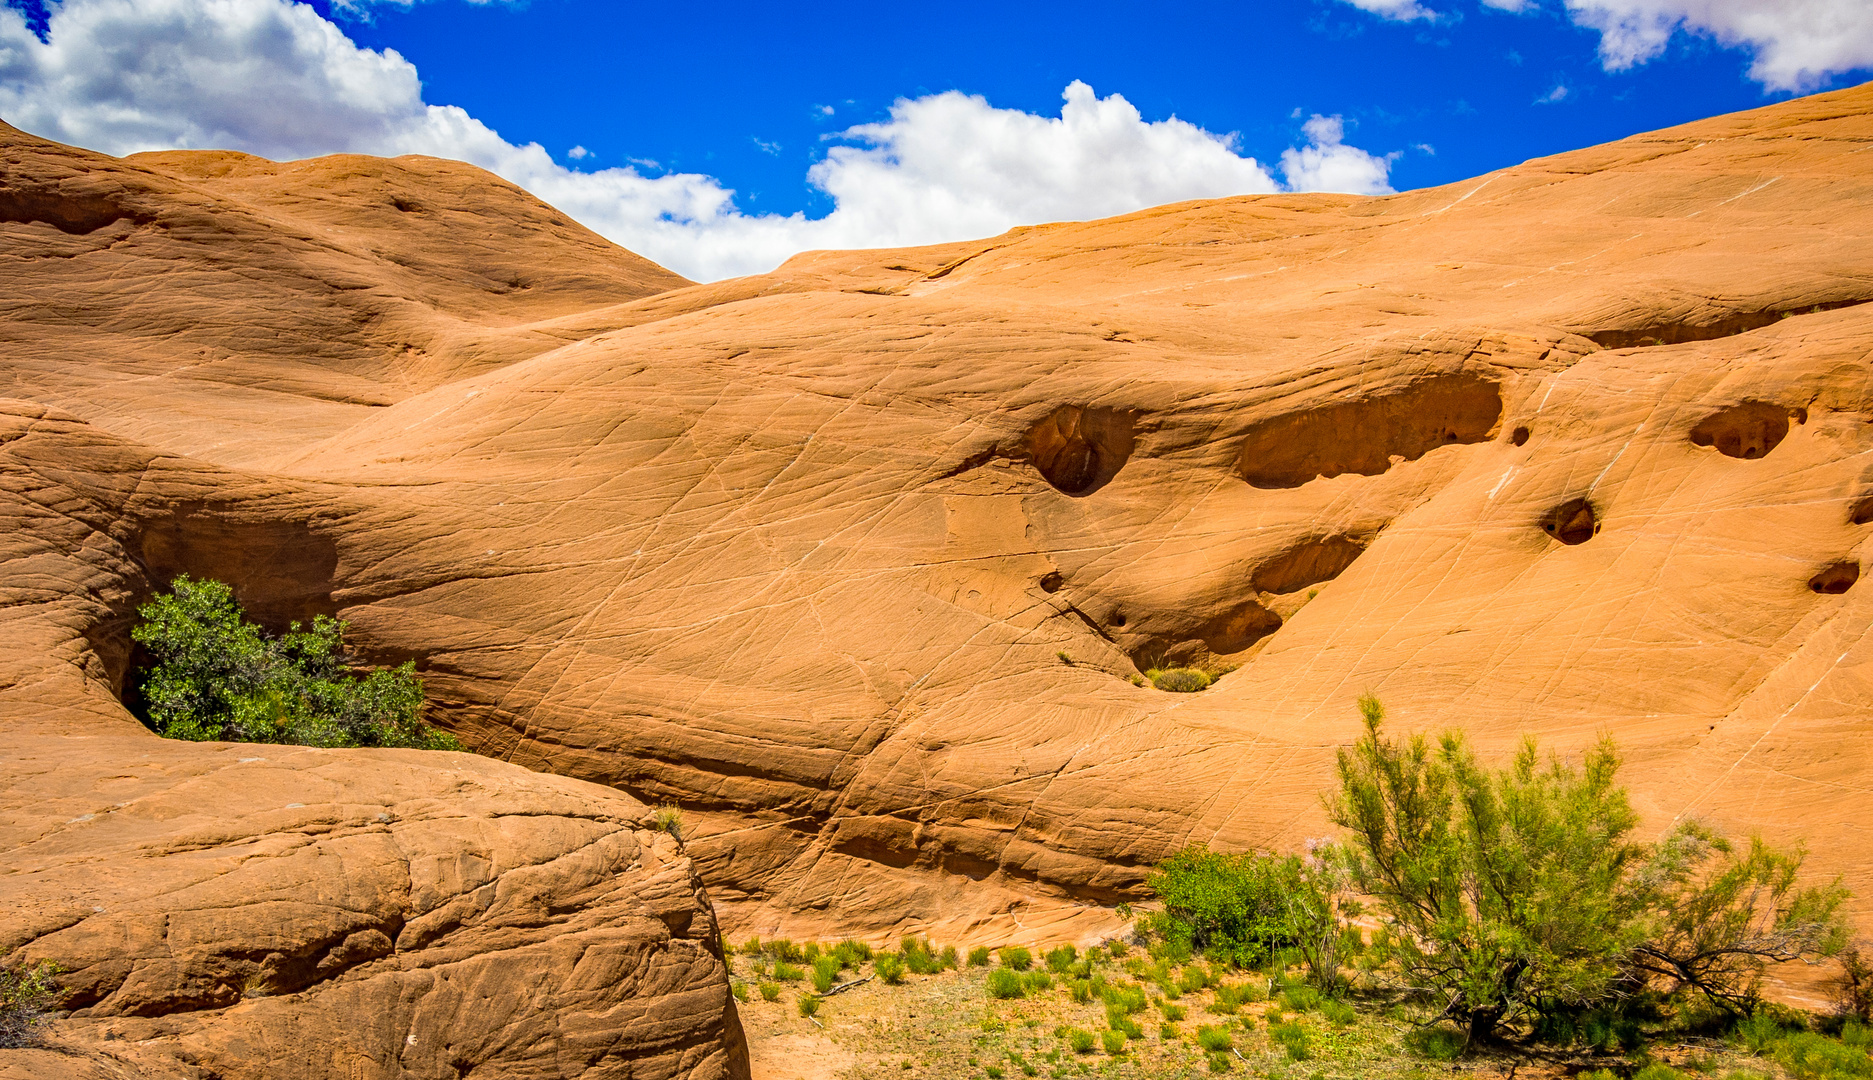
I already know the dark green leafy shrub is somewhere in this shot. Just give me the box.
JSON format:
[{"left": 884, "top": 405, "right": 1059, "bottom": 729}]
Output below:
[
  {"left": 133, "top": 576, "right": 456, "bottom": 749},
  {"left": 0, "top": 961, "right": 61, "bottom": 1049},
  {"left": 1151, "top": 668, "right": 1212, "bottom": 693},
  {"left": 875, "top": 953, "right": 907, "bottom": 984},
  {"left": 999, "top": 946, "right": 1032, "bottom": 971},
  {"left": 987, "top": 968, "right": 1026, "bottom": 999}
]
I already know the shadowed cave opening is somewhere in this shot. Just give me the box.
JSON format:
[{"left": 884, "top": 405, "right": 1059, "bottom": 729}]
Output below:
[
  {"left": 1583, "top": 298, "right": 1872, "bottom": 350},
  {"left": 1540, "top": 498, "right": 1599, "bottom": 545},
  {"left": 1021, "top": 405, "right": 1137, "bottom": 496},
  {"left": 1809, "top": 561, "right": 1860, "bottom": 595},
  {"left": 91, "top": 506, "right": 343, "bottom": 710},
  {"left": 1689, "top": 401, "right": 1805, "bottom": 460},
  {"left": 1, "top": 187, "right": 148, "bottom": 234},
  {"left": 1236, "top": 373, "right": 1502, "bottom": 489}
]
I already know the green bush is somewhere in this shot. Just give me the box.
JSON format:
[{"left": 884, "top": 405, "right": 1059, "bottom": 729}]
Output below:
[
  {"left": 939, "top": 945, "right": 959, "bottom": 970},
  {"left": 1195, "top": 1025, "right": 1234, "bottom": 1052},
  {"left": 1045, "top": 945, "right": 1077, "bottom": 973},
  {"left": 0, "top": 961, "right": 61, "bottom": 1049},
  {"left": 732, "top": 982, "right": 749, "bottom": 1003},
  {"left": 811, "top": 955, "right": 840, "bottom": 993},
  {"left": 1101, "top": 1029, "right": 1126, "bottom": 1054},
  {"left": 1206, "top": 1050, "right": 1233, "bottom": 1072},
  {"left": 1269, "top": 1021, "right": 1310, "bottom": 1061},
  {"left": 772, "top": 962, "right": 804, "bottom": 982},
  {"left": 1024, "top": 971, "right": 1053, "bottom": 993},
  {"left": 758, "top": 982, "right": 780, "bottom": 1002},
  {"left": 1403, "top": 1024, "right": 1467, "bottom": 1061},
  {"left": 1633, "top": 1065, "right": 1689, "bottom": 1080},
  {"left": 1160, "top": 1002, "right": 1186, "bottom": 1022},
  {"left": 987, "top": 968, "right": 1026, "bottom": 999},
  {"left": 1146, "top": 848, "right": 1321, "bottom": 971},
  {"left": 768, "top": 939, "right": 803, "bottom": 963},
  {"left": 1150, "top": 667, "right": 1212, "bottom": 693},
  {"left": 133, "top": 576, "right": 457, "bottom": 749},
  {"left": 968, "top": 946, "right": 992, "bottom": 967},
  {"left": 798, "top": 995, "right": 820, "bottom": 1018},
  {"left": 1068, "top": 979, "right": 1092, "bottom": 1003},
  {"left": 875, "top": 953, "right": 906, "bottom": 985},
  {"left": 1067, "top": 1028, "right": 1095, "bottom": 1053},
  {"left": 1774, "top": 1032, "right": 1873, "bottom": 1078},
  {"left": 1321, "top": 1000, "right": 1356, "bottom": 1026},
  {"left": 999, "top": 946, "right": 1033, "bottom": 971},
  {"left": 834, "top": 939, "right": 872, "bottom": 965}
]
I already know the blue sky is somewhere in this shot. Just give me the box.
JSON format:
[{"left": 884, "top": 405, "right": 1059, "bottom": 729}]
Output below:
[
  {"left": 2, "top": 0, "right": 1869, "bottom": 279},
  {"left": 319, "top": 0, "right": 1851, "bottom": 219}
]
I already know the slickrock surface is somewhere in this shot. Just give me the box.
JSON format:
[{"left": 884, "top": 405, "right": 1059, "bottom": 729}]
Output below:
[{"left": 3, "top": 81, "right": 1873, "bottom": 1065}]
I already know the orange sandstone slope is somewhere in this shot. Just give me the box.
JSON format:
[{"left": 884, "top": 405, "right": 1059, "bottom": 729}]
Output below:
[{"left": 1, "top": 79, "right": 1871, "bottom": 984}]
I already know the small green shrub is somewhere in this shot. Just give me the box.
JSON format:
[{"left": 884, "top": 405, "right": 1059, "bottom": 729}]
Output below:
[
  {"left": 811, "top": 955, "right": 840, "bottom": 993},
  {"left": 772, "top": 962, "right": 804, "bottom": 982},
  {"left": 1207, "top": 1050, "right": 1233, "bottom": 1072},
  {"left": 1068, "top": 979, "right": 1092, "bottom": 1003},
  {"left": 1633, "top": 1065, "right": 1689, "bottom": 1080},
  {"left": 732, "top": 982, "right": 749, "bottom": 1003},
  {"left": 1104, "top": 938, "right": 1130, "bottom": 958},
  {"left": 1196, "top": 1025, "right": 1234, "bottom": 1052},
  {"left": 768, "top": 939, "right": 803, "bottom": 963},
  {"left": 985, "top": 1067, "right": 1005, "bottom": 1080},
  {"left": 0, "top": 961, "right": 62, "bottom": 1049},
  {"left": 939, "top": 945, "right": 959, "bottom": 970},
  {"left": 1737, "top": 1011, "right": 1792, "bottom": 1054},
  {"left": 1404, "top": 1024, "right": 1466, "bottom": 1061},
  {"left": 133, "top": 575, "right": 456, "bottom": 749},
  {"left": 1024, "top": 971, "right": 1053, "bottom": 993},
  {"left": 1845, "top": 1023, "right": 1873, "bottom": 1051},
  {"left": 1270, "top": 1021, "right": 1310, "bottom": 1061},
  {"left": 1067, "top": 1028, "right": 1095, "bottom": 1053},
  {"left": 1321, "top": 1000, "right": 1356, "bottom": 1026},
  {"left": 1161, "top": 1022, "right": 1180, "bottom": 1040},
  {"left": 987, "top": 968, "right": 1026, "bottom": 999},
  {"left": 1151, "top": 668, "right": 1212, "bottom": 693},
  {"left": 1000, "top": 946, "right": 1033, "bottom": 971},
  {"left": 1101, "top": 1029, "right": 1126, "bottom": 1055},
  {"left": 758, "top": 982, "right": 780, "bottom": 1002},
  {"left": 1045, "top": 946, "right": 1078, "bottom": 973},
  {"left": 1178, "top": 966, "right": 1210, "bottom": 994},
  {"left": 875, "top": 953, "right": 907, "bottom": 984},
  {"left": 968, "top": 946, "right": 993, "bottom": 967},
  {"left": 803, "top": 942, "right": 823, "bottom": 962},
  {"left": 1774, "top": 1032, "right": 1873, "bottom": 1079},
  {"left": 834, "top": 940, "right": 872, "bottom": 965},
  {"left": 1160, "top": 1002, "right": 1186, "bottom": 1022},
  {"left": 798, "top": 995, "right": 820, "bottom": 1017}
]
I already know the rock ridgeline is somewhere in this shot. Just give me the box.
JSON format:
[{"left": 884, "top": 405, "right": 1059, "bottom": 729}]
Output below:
[{"left": 5, "top": 83, "right": 1873, "bottom": 1074}]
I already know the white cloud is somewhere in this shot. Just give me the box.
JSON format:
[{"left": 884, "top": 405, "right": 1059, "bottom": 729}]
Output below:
[
  {"left": 1338, "top": 0, "right": 1443, "bottom": 20},
  {"left": 1332, "top": 0, "right": 1873, "bottom": 91},
  {"left": 566, "top": 144, "right": 589, "bottom": 160},
  {"left": 1536, "top": 82, "right": 1571, "bottom": 102},
  {"left": 1279, "top": 115, "right": 1398, "bottom": 196},
  {"left": 1561, "top": 0, "right": 1873, "bottom": 90},
  {"left": 0, "top": 0, "right": 1399, "bottom": 280}
]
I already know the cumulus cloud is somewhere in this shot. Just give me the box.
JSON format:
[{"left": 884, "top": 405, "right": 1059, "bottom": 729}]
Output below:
[
  {"left": 1279, "top": 115, "right": 1397, "bottom": 196},
  {"left": 1562, "top": 0, "right": 1873, "bottom": 90},
  {"left": 0, "top": 0, "right": 1399, "bottom": 280},
  {"left": 1331, "top": 0, "right": 1872, "bottom": 91}
]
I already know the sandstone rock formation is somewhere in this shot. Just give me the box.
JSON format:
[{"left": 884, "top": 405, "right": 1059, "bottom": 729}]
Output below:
[{"left": 3, "top": 82, "right": 1873, "bottom": 1066}]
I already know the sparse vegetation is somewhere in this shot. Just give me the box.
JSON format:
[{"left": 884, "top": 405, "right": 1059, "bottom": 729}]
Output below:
[
  {"left": 649, "top": 803, "right": 683, "bottom": 839},
  {"left": 998, "top": 946, "right": 1032, "bottom": 971},
  {"left": 0, "top": 961, "right": 61, "bottom": 1049},
  {"left": 133, "top": 575, "right": 457, "bottom": 749},
  {"left": 1147, "top": 666, "right": 1212, "bottom": 693}
]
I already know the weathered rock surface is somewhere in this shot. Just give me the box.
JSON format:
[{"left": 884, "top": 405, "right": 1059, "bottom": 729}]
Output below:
[{"left": 2, "top": 80, "right": 1873, "bottom": 1030}]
